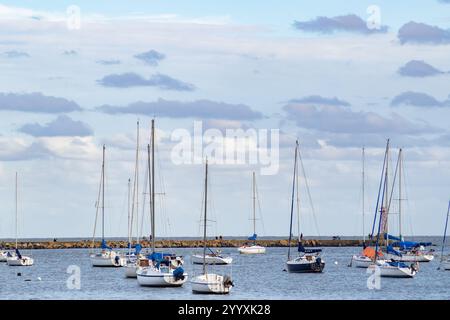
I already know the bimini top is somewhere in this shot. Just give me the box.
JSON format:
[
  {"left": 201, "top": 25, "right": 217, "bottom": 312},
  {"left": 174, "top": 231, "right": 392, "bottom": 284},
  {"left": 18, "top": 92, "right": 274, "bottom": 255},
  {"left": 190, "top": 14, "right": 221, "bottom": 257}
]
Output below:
[{"left": 391, "top": 241, "right": 432, "bottom": 249}]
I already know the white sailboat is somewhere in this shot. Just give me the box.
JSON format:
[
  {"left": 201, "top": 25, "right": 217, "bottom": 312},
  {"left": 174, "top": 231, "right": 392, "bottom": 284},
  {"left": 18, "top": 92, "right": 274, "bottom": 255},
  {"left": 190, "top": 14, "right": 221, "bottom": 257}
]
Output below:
[
  {"left": 136, "top": 119, "right": 187, "bottom": 287},
  {"left": 238, "top": 172, "right": 266, "bottom": 255},
  {"left": 438, "top": 201, "right": 450, "bottom": 270},
  {"left": 384, "top": 149, "right": 434, "bottom": 263},
  {"left": 7, "top": 172, "right": 34, "bottom": 267},
  {"left": 285, "top": 141, "right": 324, "bottom": 273},
  {"left": 90, "top": 145, "right": 125, "bottom": 267},
  {"left": 369, "top": 140, "right": 417, "bottom": 278},
  {"left": 191, "top": 159, "right": 234, "bottom": 294},
  {"left": 124, "top": 121, "right": 146, "bottom": 278},
  {"left": 351, "top": 148, "right": 377, "bottom": 268}
]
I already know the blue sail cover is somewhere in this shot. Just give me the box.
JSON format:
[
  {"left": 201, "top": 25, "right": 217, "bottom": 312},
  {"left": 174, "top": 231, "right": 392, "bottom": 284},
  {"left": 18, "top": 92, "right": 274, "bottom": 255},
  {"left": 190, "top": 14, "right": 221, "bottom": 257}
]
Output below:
[
  {"left": 387, "top": 245, "right": 402, "bottom": 257},
  {"left": 101, "top": 239, "right": 112, "bottom": 250},
  {"left": 391, "top": 241, "right": 433, "bottom": 249},
  {"left": 248, "top": 233, "right": 257, "bottom": 241},
  {"left": 383, "top": 234, "right": 402, "bottom": 242},
  {"left": 147, "top": 252, "right": 174, "bottom": 261},
  {"left": 298, "top": 243, "right": 322, "bottom": 253},
  {"left": 133, "top": 244, "right": 142, "bottom": 255}
]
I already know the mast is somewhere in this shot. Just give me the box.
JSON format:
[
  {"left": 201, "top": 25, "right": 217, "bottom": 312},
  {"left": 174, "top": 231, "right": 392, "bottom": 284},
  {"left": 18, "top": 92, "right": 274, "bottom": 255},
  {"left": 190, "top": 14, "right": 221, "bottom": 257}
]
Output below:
[
  {"left": 136, "top": 121, "right": 140, "bottom": 244},
  {"left": 362, "top": 147, "right": 365, "bottom": 243},
  {"left": 203, "top": 159, "right": 208, "bottom": 274},
  {"left": 102, "top": 145, "right": 105, "bottom": 241},
  {"left": 384, "top": 140, "right": 390, "bottom": 248},
  {"left": 296, "top": 157, "right": 300, "bottom": 241},
  {"left": 398, "top": 148, "right": 402, "bottom": 240},
  {"left": 15, "top": 172, "right": 18, "bottom": 249},
  {"left": 440, "top": 201, "right": 450, "bottom": 263},
  {"left": 287, "top": 141, "right": 299, "bottom": 260},
  {"left": 252, "top": 171, "right": 256, "bottom": 244},
  {"left": 127, "top": 178, "right": 131, "bottom": 254},
  {"left": 151, "top": 120, "right": 156, "bottom": 253}
]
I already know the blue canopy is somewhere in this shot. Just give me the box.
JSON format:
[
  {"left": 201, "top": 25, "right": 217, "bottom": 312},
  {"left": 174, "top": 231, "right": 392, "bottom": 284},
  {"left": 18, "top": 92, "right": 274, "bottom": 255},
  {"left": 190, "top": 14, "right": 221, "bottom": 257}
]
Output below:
[
  {"left": 387, "top": 245, "right": 402, "bottom": 257},
  {"left": 387, "top": 261, "right": 409, "bottom": 268},
  {"left": 298, "top": 243, "right": 322, "bottom": 254},
  {"left": 101, "top": 239, "right": 112, "bottom": 250},
  {"left": 248, "top": 233, "right": 257, "bottom": 241},
  {"left": 133, "top": 244, "right": 142, "bottom": 255}
]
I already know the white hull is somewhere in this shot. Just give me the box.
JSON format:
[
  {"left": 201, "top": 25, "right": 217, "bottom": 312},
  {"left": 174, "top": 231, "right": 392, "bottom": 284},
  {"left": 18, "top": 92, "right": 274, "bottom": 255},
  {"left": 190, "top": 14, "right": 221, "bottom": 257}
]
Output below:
[
  {"left": 368, "top": 262, "right": 416, "bottom": 278},
  {"left": 0, "top": 251, "right": 9, "bottom": 262},
  {"left": 124, "top": 264, "right": 138, "bottom": 278},
  {"left": 191, "top": 273, "right": 233, "bottom": 294},
  {"left": 386, "top": 253, "right": 434, "bottom": 262},
  {"left": 191, "top": 254, "right": 232, "bottom": 265},
  {"left": 136, "top": 267, "right": 187, "bottom": 287},
  {"left": 90, "top": 251, "right": 125, "bottom": 267},
  {"left": 351, "top": 255, "right": 373, "bottom": 268},
  {"left": 237, "top": 245, "right": 266, "bottom": 254},
  {"left": 6, "top": 256, "right": 34, "bottom": 266}
]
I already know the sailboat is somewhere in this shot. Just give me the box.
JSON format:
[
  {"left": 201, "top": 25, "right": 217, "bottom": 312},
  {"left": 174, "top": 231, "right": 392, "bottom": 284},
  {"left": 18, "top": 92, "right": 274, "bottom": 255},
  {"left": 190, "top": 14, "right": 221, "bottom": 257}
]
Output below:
[
  {"left": 6, "top": 172, "right": 34, "bottom": 266},
  {"left": 368, "top": 140, "right": 417, "bottom": 278},
  {"left": 90, "top": 145, "right": 125, "bottom": 267},
  {"left": 124, "top": 121, "right": 146, "bottom": 278},
  {"left": 351, "top": 148, "right": 378, "bottom": 268},
  {"left": 191, "top": 159, "right": 234, "bottom": 294},
  {"left": 136, "top": 119, "right": 187, "bottom": 287},
  {"left": 238, "top": 172, "right": 266, "bottom": 254},
  {"left": 285, "top": 141, "right": 324, "bottom": 273},
  {"left": 383, "top": 149, "right": 434, "bottom": 263}
]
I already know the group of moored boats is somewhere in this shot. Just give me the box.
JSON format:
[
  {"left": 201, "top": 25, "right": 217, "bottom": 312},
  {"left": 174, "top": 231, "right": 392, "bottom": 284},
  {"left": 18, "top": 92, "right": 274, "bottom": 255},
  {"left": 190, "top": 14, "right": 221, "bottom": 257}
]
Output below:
[{"left": 1, "top": 123, "right": 450, "bottom": 294}]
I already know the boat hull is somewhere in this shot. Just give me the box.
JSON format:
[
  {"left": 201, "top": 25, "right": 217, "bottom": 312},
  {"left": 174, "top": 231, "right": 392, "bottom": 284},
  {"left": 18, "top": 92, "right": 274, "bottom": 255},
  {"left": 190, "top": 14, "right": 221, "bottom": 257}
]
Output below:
[
  {"left": 286, "top": 258, "right": 325, "bottom": 273},
  {"left": 0, "top": 251, "right": 9, "bottom": 262},
  {"left": 124, "top": 264, "right": 138, "bottom": 278},
  {"left": 368, "top": 263, "right": 416, "bottom": 278},
  {"left": 386, "top": 253, "right": 434, "bottom": 262},
  {"left": 136, "top": 268, "right": 187, "bottom": 287},
  {"left": 351, "top": 255, "right": 373, "bottom": 268},
  {"left": 237, "top": 245, "right": 266, "bottom": 254},
  {"left": 191, "top": 274, "right": 233, "bottom": 294},
  {"left": 90, "top": 252, "right": 125, "bottom": 267},
  {"left": 6, "top": 256, "right": 34, "bottom": 266},
  {"left": 191, "top": 254, "right": 232, "bottom": 265}
]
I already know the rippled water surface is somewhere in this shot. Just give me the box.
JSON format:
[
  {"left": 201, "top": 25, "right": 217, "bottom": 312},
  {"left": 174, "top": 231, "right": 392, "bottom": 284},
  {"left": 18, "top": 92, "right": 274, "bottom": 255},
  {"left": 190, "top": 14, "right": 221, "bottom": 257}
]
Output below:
[{"left": 1, "top": 246, "right": 449, "bottom": 300}]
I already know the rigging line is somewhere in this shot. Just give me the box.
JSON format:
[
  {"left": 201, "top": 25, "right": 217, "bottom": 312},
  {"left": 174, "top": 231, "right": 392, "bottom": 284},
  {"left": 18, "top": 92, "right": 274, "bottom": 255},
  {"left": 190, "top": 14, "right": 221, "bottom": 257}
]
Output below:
[
  {"left": 297, "top": 144, "right": 320, "bottom": 237},
  {"left": 255, "top": 175, "right": 266, "bottom": 236},
  {"left": 371, "top": 141, "right": 389, "bottom": 238},
  {"left": 440, "top": 201, "right": 450, "bottom": 263},
  {"left": 139, "top": 163, "right": 149, "bottom": 239}
]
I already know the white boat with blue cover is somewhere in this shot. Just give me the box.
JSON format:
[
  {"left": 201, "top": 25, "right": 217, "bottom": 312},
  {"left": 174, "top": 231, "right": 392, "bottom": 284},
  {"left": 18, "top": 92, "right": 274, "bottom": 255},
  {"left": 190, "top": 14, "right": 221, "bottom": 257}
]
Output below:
[{"left": 368, "top": 260, "right": 417, "bottom": 278}]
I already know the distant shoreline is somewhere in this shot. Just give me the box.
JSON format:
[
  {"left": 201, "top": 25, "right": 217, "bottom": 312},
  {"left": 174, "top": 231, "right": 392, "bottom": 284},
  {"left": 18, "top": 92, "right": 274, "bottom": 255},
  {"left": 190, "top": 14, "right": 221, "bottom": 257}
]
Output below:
[{"left": 0, "top": 238, "right": 389, "bottom": 249}]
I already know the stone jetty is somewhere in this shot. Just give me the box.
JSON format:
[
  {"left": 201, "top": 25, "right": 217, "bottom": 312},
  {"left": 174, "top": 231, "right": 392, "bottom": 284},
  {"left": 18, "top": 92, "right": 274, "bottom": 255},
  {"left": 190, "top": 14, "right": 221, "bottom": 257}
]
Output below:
[{"left": 0, "top": 238, "right": 369, "bottom": 250}]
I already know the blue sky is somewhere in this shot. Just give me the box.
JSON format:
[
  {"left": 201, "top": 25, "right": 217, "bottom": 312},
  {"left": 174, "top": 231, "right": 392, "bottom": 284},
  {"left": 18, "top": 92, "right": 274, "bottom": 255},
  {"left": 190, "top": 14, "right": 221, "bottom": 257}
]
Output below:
[{"left": 0, "top": 1, "right": 449, "bottom": 239}]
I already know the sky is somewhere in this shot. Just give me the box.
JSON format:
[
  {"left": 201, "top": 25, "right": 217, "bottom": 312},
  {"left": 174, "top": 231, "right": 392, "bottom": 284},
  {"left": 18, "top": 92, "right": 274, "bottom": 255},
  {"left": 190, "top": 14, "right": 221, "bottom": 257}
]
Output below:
[{"left": 0, "top": 1, "right": 449, "bottom": 239}]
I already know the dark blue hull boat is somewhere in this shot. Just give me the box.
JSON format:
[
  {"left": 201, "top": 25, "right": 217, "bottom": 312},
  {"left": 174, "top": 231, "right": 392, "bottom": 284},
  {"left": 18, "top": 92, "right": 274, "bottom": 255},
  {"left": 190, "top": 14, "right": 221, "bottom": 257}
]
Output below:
[{"left": 286, "top": 259, "right": 325, "bottom": 273}]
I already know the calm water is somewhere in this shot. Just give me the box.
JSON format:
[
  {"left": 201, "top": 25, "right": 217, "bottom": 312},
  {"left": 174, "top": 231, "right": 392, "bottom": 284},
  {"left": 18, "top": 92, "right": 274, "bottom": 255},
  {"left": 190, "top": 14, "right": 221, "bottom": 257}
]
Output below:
[{"left": 1, "top": 246, "right": 449, "bottom": 300}]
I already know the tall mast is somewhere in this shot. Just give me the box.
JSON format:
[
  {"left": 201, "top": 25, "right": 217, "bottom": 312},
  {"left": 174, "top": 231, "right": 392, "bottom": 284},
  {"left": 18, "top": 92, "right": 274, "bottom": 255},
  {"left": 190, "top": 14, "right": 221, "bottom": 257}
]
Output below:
[
  {"left": 398, "top": 149, "right": 402, "bottom": 240},
  {"left": 15, "top": 172, "right": 18, "bottom": 249},
  {"left": 440, "top": 201, "right": 450, "bottom": 263},
  {"left": 136, "top": 121, "right": 140, "bottom": 244},
  {"left": 203, "top": 159, "right": 208, "bottom": 274},
  {"left": 384, "top": 139, "right": 389, "bottom": 248},
  {"left": 362, "top": 147, "right": 365, "bottom": 243},
  {"left": 252, "top": 171, "right": 256, "bottom": 243},
  {"left": 127, "top": 178, "right": 131, "bottom": 254},
  {"left": 151, "top": 119, "right": 156, "bottom": 253},
  {"left": 287, "top": 141, "right": 299, "bottom": 260},
  {"left": 296, "top": 156, "right": 300, "bottom": 241},
  {"left": 102, "top": 145, "right": 105, "bottom": 241}
]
